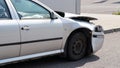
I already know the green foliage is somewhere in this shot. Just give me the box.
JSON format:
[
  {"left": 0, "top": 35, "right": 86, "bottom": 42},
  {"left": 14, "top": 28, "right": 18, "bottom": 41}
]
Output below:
[{"left": 113, "top": 11, "right": 120, "bottom": 15}]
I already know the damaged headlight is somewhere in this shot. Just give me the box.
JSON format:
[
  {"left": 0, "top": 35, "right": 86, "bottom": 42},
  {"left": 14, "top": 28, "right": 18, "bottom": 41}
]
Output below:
[{"left": 95, "top": 25, "right": 104, "bottom": 32}]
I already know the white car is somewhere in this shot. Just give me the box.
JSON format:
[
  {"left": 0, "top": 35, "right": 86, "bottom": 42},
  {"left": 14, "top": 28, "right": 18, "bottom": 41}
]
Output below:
[{"left": 0, "top": 0, "right": 104, "bottom": 65}]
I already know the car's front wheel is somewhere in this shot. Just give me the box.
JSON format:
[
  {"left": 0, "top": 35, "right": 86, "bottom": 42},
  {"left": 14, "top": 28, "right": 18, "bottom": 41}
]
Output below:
[{"left": 67, "top": 32, "right": 87, "bottom": 61}]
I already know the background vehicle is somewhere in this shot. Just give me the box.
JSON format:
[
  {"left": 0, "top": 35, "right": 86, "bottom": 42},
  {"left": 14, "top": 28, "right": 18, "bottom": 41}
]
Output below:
[{"left": 0, "top": 0, "right": 104, "bottom": 65}]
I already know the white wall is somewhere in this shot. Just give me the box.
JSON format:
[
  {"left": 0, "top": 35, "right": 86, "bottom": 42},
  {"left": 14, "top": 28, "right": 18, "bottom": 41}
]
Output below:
[{"left": 39, "top": 0, "right": 80, "bottom": 14}]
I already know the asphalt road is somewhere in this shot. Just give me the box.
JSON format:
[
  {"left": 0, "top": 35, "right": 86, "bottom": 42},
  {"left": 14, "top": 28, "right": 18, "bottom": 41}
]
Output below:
[
  {"left": 81, "top": 0, "right": 120, "bottom": 14},
  {"left": 1, "top": 32, "right": 120, "bottom": 68}
]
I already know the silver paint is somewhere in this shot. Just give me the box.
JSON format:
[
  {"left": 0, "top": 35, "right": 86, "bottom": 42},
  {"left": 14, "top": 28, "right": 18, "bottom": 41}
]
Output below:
[{"left": 0, "top": 0, "right": 104, "bottom": 64}]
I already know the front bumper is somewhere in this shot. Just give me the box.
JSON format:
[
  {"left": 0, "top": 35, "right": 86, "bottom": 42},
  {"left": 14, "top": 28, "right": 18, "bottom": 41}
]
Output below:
[{"left": 92, "top": 32, "right": 104, "bottom": 53}]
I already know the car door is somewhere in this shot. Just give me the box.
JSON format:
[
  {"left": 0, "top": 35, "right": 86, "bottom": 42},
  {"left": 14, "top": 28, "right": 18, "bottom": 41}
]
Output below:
[
  {"left": 11, "top": 0, "right": 63, "bottom": 56},
  {"left": 0, "top": 0, "right": 20, "bottom": 59}
]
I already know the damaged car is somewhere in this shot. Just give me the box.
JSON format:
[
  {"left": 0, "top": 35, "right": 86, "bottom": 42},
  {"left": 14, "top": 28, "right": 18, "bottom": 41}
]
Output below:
[{"left": 0, "top": 0, "right": 104, "bottom": 65}]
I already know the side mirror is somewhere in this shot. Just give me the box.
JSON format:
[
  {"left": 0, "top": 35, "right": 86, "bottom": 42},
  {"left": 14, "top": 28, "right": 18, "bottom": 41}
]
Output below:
[{"left": 50, "top": 12, "right": 58, "bottom": 19}]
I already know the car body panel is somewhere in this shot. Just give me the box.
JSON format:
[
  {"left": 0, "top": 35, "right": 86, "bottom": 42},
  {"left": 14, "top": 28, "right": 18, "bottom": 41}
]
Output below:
[
  {"left": 8, "top": 0, "right": 64, "bottom": 56},
  {"left": 0, "top": 20, "right": 20, "bottom": 59},
  {"left": 60, "top": 18, "right": 95, "bottom": 49},
  {"left": 92, "top": 32, "right": 104, "bottom": 52},
  {"left": 0, "top": 50, "right": 62, "bottom": 65},
  {"left": 19, "top": 19, "right": 63, "bottom": 56}
]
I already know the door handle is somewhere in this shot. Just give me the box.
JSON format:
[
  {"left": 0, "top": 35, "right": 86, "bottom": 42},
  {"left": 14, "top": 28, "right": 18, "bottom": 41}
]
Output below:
[{"left": 21, "top": 26, "right": 30, "bottom": 30}]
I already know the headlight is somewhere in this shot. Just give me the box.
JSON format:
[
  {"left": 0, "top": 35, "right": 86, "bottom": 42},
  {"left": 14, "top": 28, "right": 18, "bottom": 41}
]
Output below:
[{"left": 95, "top": 25, "right": 104, "bottom": 32}]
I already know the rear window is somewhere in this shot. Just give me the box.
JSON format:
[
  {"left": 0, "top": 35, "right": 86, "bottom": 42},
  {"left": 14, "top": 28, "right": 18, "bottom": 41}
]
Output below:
[{"left": 0, "top": 0, "right": 11, "bottom": 19}]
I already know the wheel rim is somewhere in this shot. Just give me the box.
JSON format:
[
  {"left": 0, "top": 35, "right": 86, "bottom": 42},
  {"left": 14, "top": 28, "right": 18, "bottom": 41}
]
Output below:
[{"left": 72, "top": 38, "right": 84, "bottom": 55}]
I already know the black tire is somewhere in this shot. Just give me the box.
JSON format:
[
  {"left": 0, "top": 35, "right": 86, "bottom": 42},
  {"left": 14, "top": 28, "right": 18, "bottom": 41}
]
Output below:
[{"left": 67, "top": 32, "right": 87, "bottom": 61}]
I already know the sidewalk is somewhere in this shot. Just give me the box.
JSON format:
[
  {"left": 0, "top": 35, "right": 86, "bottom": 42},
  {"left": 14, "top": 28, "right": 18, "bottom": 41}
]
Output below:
[{"left": 81, "top": 13, "right": 120, "bottom": 34}]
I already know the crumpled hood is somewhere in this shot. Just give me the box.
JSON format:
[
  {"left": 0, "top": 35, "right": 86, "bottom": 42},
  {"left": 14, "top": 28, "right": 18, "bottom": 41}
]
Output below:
[
  {"left": 55, "top": 11, "right": 97, "bottom": 22},
  {"left": 63, "top": 12, "right": 80, "bottom": 18}
]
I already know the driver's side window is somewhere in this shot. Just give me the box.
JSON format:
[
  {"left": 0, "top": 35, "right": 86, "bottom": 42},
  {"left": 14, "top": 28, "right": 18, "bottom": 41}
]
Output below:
[{"left": 11, "top": 0, "right": 50, "bottom": 19}]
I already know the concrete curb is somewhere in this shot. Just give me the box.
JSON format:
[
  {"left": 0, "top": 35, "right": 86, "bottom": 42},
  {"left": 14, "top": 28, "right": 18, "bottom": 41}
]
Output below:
[{"left": 104, "top": 28, "right": 120, "bottom": 34}]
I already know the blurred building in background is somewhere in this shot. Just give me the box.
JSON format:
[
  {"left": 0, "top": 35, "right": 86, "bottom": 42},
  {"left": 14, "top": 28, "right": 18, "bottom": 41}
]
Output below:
[{"left": 39, "top": 0, "right": 81, "bottom": 14}]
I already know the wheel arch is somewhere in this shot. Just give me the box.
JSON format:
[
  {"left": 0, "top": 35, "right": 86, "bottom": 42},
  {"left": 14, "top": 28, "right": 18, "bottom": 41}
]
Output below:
[{"left": 64, "top": 27, "right": 93, "bottom": 57}]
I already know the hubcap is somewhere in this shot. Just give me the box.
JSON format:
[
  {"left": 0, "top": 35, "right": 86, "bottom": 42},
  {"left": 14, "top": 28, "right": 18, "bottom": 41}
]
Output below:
[{"left": 72, "top": 39, "right": 83, "bottom": 55}]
